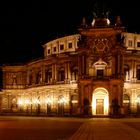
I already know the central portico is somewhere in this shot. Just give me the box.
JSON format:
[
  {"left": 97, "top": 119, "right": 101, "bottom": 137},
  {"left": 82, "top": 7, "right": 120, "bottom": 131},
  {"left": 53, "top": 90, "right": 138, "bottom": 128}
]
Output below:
[{"left": 77, "top": 13, "right": 125, "bottom": 117}]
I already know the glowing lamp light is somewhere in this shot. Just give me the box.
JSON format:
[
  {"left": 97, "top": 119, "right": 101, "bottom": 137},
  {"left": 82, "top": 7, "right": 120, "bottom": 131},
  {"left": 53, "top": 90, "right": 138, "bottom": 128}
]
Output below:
[
  {"left": 33, "top": 99, "right": 40, "bottom": 104},
  {"left": 104, "top": 97, "right": 109, "bottom": 115},
  {"left": 18, "top": 99, "right": 23, "bottom": 105},
  {"left": 45, "top": 98, "right": 52, "bottom": 104},
  {"left": 106, "top": 18, "right": 110, "bottom": 25},
  {"left": 58, "top": 97, "right": 66, "bottom": 104},
  {"left": 72, "top": 100, "right": 78, "bottom": 103},
  {"left": 25, "top": 99, "right": 30, "bottom": 104}
]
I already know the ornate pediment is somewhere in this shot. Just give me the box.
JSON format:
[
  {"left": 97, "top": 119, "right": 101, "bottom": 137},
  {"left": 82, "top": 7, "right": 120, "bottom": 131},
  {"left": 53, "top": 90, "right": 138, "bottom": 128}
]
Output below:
[{"left": 93, "top": 58, "right": 107, "bottom": 69}]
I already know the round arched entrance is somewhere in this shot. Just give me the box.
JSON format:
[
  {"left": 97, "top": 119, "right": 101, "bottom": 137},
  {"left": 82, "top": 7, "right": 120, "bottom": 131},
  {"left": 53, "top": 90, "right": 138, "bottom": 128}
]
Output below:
[{"left": 92, "top": 88, "right": 109, "bottom": 115}]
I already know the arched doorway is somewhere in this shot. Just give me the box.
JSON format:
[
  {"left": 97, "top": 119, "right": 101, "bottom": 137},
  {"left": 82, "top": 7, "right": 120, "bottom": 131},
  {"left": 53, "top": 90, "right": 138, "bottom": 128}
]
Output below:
[
  {"left": 58, "top": 95, "right": 65, "bottom": 115},
  {"left": 92, "top": 88, "right": 109, "bottom": 115}
]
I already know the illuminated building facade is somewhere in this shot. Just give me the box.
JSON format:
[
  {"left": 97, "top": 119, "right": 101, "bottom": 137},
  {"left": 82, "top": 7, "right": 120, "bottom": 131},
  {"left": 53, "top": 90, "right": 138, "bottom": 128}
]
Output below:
[{"left": 1, "top": 15, "right": 140, "bottom": 117}]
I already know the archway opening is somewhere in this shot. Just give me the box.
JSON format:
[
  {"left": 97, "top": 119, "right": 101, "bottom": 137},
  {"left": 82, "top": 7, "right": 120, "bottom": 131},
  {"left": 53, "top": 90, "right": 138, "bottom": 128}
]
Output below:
[{"left": 92, "top": 88, "right": 109, "bottom": 115}]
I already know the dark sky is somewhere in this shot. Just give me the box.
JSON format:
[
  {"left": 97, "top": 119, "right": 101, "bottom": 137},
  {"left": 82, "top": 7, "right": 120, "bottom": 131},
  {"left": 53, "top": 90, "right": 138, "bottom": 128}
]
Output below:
[{"left": 0, "top": 0, "right": 140, "bottom": 65}]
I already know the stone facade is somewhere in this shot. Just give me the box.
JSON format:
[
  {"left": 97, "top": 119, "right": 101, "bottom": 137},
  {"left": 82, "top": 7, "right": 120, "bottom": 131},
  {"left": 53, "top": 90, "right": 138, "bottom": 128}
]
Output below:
[{"left": 0, "top": 16, "right": 140, "bottom": 117}]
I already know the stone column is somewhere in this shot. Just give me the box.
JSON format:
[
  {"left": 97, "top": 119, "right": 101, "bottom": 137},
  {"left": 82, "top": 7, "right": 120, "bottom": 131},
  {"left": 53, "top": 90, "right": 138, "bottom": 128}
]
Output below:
[
  {"left": 67, "top": 62, "right": 71, "bottom": 80},
  {"left": 52, "top": 64, "right": 55, "bottom": 81},
  {"left": 54, "top": 64, "right": 57, "bottom": 82},
  {"left": 65, "top": 63, "right": 68, "bottom": 79},
  {"left": 130, "top": 60, "right": 134, "bottom": 81}
]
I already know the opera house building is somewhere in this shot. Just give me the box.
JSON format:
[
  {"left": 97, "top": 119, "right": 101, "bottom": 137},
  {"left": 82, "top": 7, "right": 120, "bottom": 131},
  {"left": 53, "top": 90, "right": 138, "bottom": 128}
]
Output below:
[{"left": 0, "top": 15, "right": 140, "bottom": 117}]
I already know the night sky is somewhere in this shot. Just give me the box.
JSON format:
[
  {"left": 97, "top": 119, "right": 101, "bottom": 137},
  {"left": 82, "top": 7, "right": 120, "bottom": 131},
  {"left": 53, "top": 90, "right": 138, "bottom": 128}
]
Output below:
[{"left": 0, "top": 0, "right": 140, "bottom": 65}]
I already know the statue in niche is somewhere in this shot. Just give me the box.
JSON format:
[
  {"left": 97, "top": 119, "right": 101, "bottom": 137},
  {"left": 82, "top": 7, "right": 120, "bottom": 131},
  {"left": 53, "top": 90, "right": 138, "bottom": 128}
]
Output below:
[{"left": 12, "top": 74, "right": 17, "bottom": 85}]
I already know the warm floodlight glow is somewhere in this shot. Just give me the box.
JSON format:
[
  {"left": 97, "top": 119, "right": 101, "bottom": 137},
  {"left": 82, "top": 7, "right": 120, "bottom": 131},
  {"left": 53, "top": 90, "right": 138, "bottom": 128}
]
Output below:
[
  {"left": 25, "top": 99, "right": 30, "bottom": 104},
  {"left": 45, "top": 98, "right": 52, "bottom": 104},
  {"left": 92, "top": 96, "right": 96, "bottom": 111},
  {"left": 91, "top": 19, "right": 95, "bottom": 26},
  {"left": 58, "top": 97, "right": 66, "bottom": 104},
  {"left": 106, "top": 18, "right": 110, "bottom": 25},
  {"left": 18, "top": 99, "right": 23, "bottom": 105},
  {"left": 136, "top": 97, "right": 140, "bottom": 103},
  {"left": 33, "top": 99, "right": 40, "bottom": 104},
  {"left": 72, "top": 100, "right": 78, "bottom": 103},
  {"left": 104, "top": 96, "right": 109, "bottom": 114},
  {"left": 92, "top": 88, "right": 109, "bottom": 115}
]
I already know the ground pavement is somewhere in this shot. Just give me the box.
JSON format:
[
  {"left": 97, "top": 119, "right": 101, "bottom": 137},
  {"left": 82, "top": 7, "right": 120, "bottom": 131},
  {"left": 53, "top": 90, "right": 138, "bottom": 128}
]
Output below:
[{"left": 68, "top": 118, "right": 140, "bottom": 140}]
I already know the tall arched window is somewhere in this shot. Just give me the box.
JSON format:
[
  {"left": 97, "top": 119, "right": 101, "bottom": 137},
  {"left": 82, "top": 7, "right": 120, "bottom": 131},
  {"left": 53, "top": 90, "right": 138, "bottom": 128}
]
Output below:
[
  {"left": 58, "top": 67, "right": 65, "bottom": 81},
  {"left": 58, "top": 95, "right": 65, "bottom": 115},
  {"left": 36, "top": 71, "right": 42, "bottom": 84},
  {"left": 45, "top": 95, "right": 52, "bottom": 115},
  {"left": 45, "top": 68, "right": 52, "bottom": 83}
]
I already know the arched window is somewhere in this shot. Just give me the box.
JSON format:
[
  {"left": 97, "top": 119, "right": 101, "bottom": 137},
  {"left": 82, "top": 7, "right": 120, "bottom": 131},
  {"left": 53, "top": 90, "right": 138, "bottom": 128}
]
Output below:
[
  {"left": 58, "top": 67, "right": 65, "bottom": 81},
  {"left": 58, "top": 95, "right": 65, "bottom": 115},
  {"left": 45, "top": 95, "right": 52, "bottom": 115},
  {"left": 11, "top": 98, "right": 17, "bottom": 112},
  {"left": 123, "top": 94, "right": 130, "bottom": 103},
  {"left": 123, "top": 94, "right": 130, "bottom": 114},
  {"left": 124, "top": 64, "right": 130, "bottom": 81},
  {"left": 45, "top": 68, "right": 52, "bottom": 83},
  {"left": 36, "top": 71, "right": 42, "bottom": 84}
]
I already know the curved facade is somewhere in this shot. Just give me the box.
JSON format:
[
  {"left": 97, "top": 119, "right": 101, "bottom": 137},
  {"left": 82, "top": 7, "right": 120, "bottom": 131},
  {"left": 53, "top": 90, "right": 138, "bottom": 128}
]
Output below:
[{"left": 1, "top": 16, "right": 140, "bottom": 117}]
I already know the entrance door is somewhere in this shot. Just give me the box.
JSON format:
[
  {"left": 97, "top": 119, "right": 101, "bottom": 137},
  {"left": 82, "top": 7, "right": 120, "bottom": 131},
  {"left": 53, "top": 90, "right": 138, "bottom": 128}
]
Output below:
[{"left": 96, "top": 99, "right": 104, "bottom": 115}]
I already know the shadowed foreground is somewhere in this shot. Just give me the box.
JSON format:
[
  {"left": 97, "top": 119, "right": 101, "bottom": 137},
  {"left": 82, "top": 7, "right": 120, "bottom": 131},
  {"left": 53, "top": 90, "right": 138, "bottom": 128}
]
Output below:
[{"left": 0, "top": 116, "right": 140, "bottom": 140}]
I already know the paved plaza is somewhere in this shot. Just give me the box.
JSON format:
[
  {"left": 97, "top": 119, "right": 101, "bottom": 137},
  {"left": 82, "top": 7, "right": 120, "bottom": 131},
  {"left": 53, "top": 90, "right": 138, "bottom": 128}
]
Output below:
[
  {"left": 68, "top": 118, "right": 140, "bottom": 140},
  {"left": 0, "top": 116, "right": 140, "bottom": 140}
]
